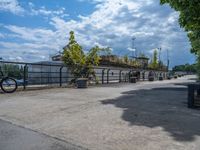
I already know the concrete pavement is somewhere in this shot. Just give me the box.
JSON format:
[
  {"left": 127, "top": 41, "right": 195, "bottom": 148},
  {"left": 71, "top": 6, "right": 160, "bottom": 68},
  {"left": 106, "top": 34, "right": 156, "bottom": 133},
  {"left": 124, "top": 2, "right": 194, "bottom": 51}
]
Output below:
[
  {"left": 0, "top": 119, "right": 86, "bottom": 150},
  {"left": 0, "top": 75, "right": 200, "bottom": 150}
]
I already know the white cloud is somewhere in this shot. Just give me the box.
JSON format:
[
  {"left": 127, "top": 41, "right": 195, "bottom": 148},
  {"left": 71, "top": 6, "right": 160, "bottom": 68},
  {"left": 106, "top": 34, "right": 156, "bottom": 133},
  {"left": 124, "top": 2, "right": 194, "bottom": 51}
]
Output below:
[
  {"left": 0, "top": 0, "right": 24, "bottom": 15},
  {"left": 0, "top": 26, "right": 61, "bottom": 62},
  {"left": 0, "top": 33, "right": 4, "bottom": 38},
  {"left": 0, "top": 0, "right": 69, "bottom": 18},
  {"left": 48, "top": 0, "right": 195, "bottom": 66},
  {"left": 0, "top": 0, "right": 195, "bottom": 65},
  {"left": 4, "top": 25, "right": 55, "bottom": 43},
  {"left": 28, "top": 3, "right": 69, "bottom": 18}
]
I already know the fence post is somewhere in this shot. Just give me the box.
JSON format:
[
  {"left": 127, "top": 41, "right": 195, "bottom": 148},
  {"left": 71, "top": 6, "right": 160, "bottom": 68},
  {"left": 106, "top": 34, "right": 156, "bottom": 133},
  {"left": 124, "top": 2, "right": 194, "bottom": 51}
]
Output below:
[
  {"left": 60, "top": 66, "right": 64, "bottom": 87},
  {"left": 128, "top": 70, "right": 132, "bottom": 82},
  {"left": 107, "top": 69, "right": 110, "bottom": 84},
  {"left": 119, "top": 70, "right": 122, "bottom": 83},
  {"left": 23, "top": 64, "right": 27, "bottom": 90},
  {"left": 102, "top": 69, "right": 105, "bottom": 84},
  {"left": 143, "top": 71, "right": 145, "bottom": 81}
]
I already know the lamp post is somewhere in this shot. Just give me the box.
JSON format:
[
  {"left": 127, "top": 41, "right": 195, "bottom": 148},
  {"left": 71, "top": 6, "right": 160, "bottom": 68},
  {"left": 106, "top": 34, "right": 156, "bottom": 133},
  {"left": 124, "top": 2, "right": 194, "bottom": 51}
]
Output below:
[
  {"left": 132, "top": 37, "right": 136, "bottom": 58},
  {"left": 158, "top": 47, "right": 162, "bottom": 69},
  {"left": 158, "top": 47, "right": 161, "bottom": 63},
  {"left": 167, "top": 49, "right": 170, "bottom": 71}
]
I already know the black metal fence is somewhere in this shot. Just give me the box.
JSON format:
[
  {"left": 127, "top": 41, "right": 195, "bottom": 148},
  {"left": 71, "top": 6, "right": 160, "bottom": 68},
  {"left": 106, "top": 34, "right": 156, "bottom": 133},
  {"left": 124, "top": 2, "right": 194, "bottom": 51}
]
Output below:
[{"left": 0, "top": 61, "right": 168, "bottom": 90}]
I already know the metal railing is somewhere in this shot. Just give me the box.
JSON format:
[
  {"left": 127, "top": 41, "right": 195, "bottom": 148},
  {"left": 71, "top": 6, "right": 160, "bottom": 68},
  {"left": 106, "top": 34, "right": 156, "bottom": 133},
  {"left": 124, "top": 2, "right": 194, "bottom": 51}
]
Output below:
[{"left": 0, "top": 60, "right": 168, "bottom": 90}]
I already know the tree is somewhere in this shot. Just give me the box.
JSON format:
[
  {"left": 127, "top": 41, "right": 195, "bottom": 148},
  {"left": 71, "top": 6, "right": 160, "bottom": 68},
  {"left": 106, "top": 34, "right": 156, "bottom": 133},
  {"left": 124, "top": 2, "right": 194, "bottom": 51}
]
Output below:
[
  {"left": 149, "top": 49, "right": 159, "bottom": 69},
  {"left": 0, "top": 64, "right": 23, "bottom": 79},
  {"left": 160, "top": 0, "right": 200, "bottom": 76},
  {"left": 173, "top": 63, "right": 197, "bottom": 73},
  {"left": 62, "top": 31, "right": 103, "bottom": 81},
  {"left": 123, "top": 55, "right": 129, "bottom": 64}
]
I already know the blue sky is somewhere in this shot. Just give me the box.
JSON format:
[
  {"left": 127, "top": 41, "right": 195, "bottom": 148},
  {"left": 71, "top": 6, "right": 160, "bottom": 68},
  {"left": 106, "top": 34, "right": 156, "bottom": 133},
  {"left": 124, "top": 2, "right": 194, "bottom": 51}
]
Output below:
[{"left": 0, "top": 0, "right": 196, "bottom": 67}]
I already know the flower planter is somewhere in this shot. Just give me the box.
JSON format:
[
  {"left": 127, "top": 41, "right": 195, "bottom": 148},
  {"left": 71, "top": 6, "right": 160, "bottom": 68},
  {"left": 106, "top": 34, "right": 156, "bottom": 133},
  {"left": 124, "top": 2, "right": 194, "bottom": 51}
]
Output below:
[
  {"left": 76, "top": 78, "right": 88, "bottom": 88},
  {"left": 159, "top": 76, "right": 163, "bottom": 81},
  {"left": 148, "top": 76, "right": 154, "bottom": 81},
  {"left": 167, "top": 76, "right": 171, "bottom": 80},
  {"left": 130, "top": 77, "right": 137, "bottom": 83}
]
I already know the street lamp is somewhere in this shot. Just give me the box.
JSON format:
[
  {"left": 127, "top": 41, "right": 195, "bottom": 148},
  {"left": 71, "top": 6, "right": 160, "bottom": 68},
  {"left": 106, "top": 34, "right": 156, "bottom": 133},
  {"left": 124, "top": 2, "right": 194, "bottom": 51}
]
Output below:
[
  {"left": 132, "top": 37, "right": 136, "bottom": 58},
  {"left": 167, "top": 49, "right": 170, "bottom": 71},
  {"left": 158, "top": 47, "right": 161, "bottom": 63}
]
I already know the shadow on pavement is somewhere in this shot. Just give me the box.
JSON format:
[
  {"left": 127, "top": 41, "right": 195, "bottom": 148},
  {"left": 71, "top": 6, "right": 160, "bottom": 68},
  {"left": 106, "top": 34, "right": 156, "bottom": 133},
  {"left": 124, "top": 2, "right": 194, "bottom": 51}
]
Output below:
[{"left": 101, "top": 86, "right": 200, "bottom": 142}]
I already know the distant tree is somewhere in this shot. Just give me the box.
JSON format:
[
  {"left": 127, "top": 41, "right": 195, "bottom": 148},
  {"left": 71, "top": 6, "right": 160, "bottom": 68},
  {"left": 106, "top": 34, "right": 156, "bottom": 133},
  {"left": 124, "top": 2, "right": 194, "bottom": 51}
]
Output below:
[
  {"left": 173, "top": 63, "right": 197, "bottom": 73},
  {"left": 123, "top": 55, "right": 129, "bottom": 64},
  {"left": 1, "top": 64, "right": 23, "bottom": 79},
  {"left": 149, "top": 49, "right": 159, "bottom": 69}
]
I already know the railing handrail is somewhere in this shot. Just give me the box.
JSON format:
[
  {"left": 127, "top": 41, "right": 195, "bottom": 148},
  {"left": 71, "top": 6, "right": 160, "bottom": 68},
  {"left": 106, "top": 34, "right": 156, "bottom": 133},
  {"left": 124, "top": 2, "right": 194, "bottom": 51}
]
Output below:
[
  {"left": 0, "top": 60, "right": 168, "bottom": 72},
  {"left": 0, "top": 60, "right": 64, "bottom": 67}
]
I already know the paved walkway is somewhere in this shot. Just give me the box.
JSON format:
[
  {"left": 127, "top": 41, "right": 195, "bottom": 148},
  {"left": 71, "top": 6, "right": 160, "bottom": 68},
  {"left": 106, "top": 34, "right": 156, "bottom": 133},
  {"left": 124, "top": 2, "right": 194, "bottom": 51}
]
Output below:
[
  {"left": 0, "top": 75, "right": 200, "bottom": 150},
  {"left": 0, "top": 119, "right": 86, "bottom": 150}
]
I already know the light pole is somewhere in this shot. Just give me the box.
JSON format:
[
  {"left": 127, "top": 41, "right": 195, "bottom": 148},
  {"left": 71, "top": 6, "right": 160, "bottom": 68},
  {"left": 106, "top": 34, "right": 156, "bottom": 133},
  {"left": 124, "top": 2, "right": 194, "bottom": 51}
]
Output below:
[
  {"left": 158, "top": 47, "right": 161, "bottom": 68},
  {"left": 158, "top": 47, "right": 161, "bottom": 62},
  {"left": 132, "top": 37, "right": 136, "bottom": 58},
  {"left": 167, "top": 49, "right": 170, "bottom": 71}
]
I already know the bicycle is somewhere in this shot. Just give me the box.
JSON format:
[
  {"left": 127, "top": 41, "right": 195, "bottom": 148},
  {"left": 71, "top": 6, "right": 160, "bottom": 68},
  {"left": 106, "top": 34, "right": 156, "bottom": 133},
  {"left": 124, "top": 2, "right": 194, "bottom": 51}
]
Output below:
[{"left": 0, "top": 67, "right": 18, "bottom": 93}]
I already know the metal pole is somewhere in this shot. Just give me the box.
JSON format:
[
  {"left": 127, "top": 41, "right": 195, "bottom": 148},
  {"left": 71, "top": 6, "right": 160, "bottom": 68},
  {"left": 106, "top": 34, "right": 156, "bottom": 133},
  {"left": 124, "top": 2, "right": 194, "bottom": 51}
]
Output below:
[
  {"left": 102, "top": 69, "right": 105, "bottom": 84},
  {"left": 128, "top": 70, "right": 132, "bottom": 82},
  {"left": 132, "top": 37, "right": 136, "bottom": 58},
  {"left": 167, "top": 49, "right": 169, "bottom": 71},
  {"left": 23, "top": 64, "right": 27, "bottom": 90},
  {"left": 59, "top": 66, "right": 64, "bottom": 87},
  {"left": 107, "top": 69, "right": 110, "bottom": 84},
  {"left": 119, "top": 70, "right": 122, "bottom": 83},
  {"left": 158, "top": 47, "right": 161, "bottom": 62}
]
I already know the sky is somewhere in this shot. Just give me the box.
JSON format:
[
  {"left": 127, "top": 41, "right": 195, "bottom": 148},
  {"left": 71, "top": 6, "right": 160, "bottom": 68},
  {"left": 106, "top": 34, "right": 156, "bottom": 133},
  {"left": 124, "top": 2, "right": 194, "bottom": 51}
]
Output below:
[{"left": 0, "top": 0, "right": 196, "bottom": 67}]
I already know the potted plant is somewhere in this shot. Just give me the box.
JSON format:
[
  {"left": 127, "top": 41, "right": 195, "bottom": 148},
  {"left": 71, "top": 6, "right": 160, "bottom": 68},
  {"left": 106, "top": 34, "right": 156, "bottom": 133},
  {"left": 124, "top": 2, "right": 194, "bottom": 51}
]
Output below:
[
  {"left": 148, "top": 71, "right": 155, "bottom": 81},
  {"left": 159, "top": 76, "right": 163, "bottom": 81},
  {"left": 159, "top": 73, "right": 163, "bottom": 81},
  {"left": 62, "top": 31, "right": 107, "bottom": 88}
]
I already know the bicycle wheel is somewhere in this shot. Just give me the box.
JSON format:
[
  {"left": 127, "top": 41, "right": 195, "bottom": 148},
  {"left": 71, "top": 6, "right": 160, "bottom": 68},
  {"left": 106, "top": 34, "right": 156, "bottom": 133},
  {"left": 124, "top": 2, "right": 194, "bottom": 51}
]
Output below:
[{"left": 0, "top": 77, "right": 18, "bottom": 93}]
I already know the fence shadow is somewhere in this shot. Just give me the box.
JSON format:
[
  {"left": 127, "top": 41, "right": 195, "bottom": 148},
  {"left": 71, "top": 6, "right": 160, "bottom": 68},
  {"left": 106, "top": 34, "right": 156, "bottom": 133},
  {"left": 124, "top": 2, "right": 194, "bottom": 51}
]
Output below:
[{"left": 101, "top": 86, "right": 200, "bottom": 142}]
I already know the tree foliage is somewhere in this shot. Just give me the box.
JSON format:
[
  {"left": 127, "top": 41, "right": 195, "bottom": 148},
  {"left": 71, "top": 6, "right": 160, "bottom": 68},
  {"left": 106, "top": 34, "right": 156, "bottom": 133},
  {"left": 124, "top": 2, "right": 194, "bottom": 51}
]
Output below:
[
  {"left": 172, "top": 63, "right": 197, "bottom": 72},
  {"left": 149, "top": 49, "right": 159, "bottom": 69},
  {"left": 62, "top": 31, "right": 103, "bottom": 80},
  {"left": 123, "top": 55, "right": 129, "bottom": 64},
  {"left": 0, "top": 64, "right": 23, "bottom": 79}
]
